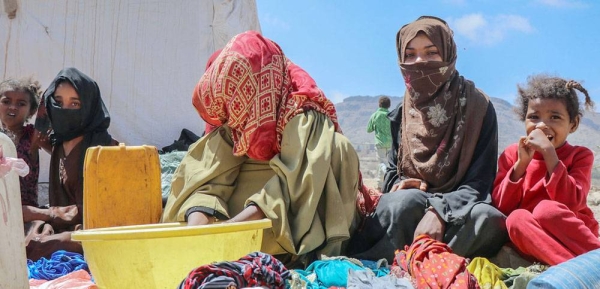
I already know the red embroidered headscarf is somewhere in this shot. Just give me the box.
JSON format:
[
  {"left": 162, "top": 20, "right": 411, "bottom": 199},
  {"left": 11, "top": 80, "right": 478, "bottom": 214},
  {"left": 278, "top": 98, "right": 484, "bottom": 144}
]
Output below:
[{"left": 193, "top": 31, "right": 340, "bottom": 160}]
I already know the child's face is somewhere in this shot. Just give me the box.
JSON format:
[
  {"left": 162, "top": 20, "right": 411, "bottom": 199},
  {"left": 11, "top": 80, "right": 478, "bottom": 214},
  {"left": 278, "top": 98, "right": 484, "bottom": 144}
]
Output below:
[
  {"left": 525, "top": 98, "right": 577, "bottom": 149},
  {"left": 54, "top": 82, "right": 81, "bottom": 109},
  {"left": 0, "top": 91, "right": 33, "bottom": 130}
]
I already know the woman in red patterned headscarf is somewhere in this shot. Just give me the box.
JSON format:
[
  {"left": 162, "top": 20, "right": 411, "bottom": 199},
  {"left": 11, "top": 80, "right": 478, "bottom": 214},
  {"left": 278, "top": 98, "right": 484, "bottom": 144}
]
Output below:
[{"left": 162, "top": 31, "right": 360, "bottom": 264}]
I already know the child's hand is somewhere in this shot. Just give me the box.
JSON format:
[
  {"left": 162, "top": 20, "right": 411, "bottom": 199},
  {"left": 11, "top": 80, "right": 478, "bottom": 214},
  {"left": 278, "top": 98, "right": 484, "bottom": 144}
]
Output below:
[
  {"left": 517, "top": 136, "right": 535, "bottom": 164},
  {"left": 511, "top": 136, "right": 534, "bottom": 181},
  {"left": 523, "top": 128, "right": 554, "bottom": 154}
]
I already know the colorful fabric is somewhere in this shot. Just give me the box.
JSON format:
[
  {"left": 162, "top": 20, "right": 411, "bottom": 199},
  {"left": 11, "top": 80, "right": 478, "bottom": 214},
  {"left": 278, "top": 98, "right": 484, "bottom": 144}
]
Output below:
[
  {"left": 178, "top": 252, "right": 290, "bottom": 289},
  {"left": 27, "top": 250, "right": 89, "bottom": 281},
  {"left": 29, "top": 269, "right": 96, "bottom": 289},
  {"left": 393, "top": 234, "right": 479, "bottom": 289},
  {"left": 466, "top": 257, "right": 508, "bottom": 289},
  {"left": 347, "top": 269, "right": 415, "bottom": 289},
  {"left": 396, "top": 16, "right": 489, "bottom": 193},
  {"left": 16, "top": 124, "right": 39, "bottom": 206},
  {"left": 500, "top": 264, "right": 548, "bottom": 289},
  {"left": 193, "top": 31, "right": 339, "bottom": 161},
  {"left": 356, "top": 173, "right": 382, "bottom": 219},
  {"left": 367, "top": 107, "right": 391, "bottom": 149},
  {"left": 493, "top": 142, "right": 599, "bottom": 265},
  {"left": 293, "top": 258, "right": 365, "bottom": 288}
]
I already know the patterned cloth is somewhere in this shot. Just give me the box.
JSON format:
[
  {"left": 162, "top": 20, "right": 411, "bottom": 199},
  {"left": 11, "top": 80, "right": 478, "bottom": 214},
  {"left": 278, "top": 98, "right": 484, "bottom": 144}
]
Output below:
[
  {"left": 396, "top": 16, "right": 489, "bottom": 193},
  {"left": 178, "top": 252, "right": 290, "bottom": 289},
  {"left": 16, "top": 124, "right": 39, "bottom": 206},
  {"left": 193, "top": 31, "right": 339, "bottom": 161},
  {"left": 27, "top": 250, "right": 89, "bottom": 281},
  {"left": 392, "top": 235, "right": 479, "bottom": 289}
]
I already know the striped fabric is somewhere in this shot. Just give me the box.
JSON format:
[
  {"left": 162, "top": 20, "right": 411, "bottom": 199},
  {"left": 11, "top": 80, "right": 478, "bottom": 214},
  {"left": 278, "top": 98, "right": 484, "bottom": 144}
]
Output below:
[{"left": 527, "top": 248, "right": 600, "bottom": 289}]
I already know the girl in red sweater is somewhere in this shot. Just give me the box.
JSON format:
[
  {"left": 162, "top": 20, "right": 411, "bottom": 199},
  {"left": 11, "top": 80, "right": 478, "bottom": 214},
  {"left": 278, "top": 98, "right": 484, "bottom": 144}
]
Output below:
[{"left": 493, "top": 74, "right": 599, "bottom": 265}]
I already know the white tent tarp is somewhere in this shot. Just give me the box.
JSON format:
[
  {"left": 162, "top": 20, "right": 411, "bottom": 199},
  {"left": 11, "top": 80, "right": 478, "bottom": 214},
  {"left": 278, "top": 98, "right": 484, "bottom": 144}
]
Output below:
[{"left": 1, "top": 0, "right": 261, "bottom": 181}]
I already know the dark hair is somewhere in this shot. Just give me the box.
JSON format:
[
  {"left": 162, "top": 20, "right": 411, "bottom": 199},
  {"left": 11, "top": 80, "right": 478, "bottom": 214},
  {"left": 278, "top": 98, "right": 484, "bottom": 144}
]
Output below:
[
  {"left": 0, "top": 77, "right": 42, "bottom": 117},
  {"left": 378, "top": 96, "right": 391, "bottom": 109},
  {"left": 515, "top": 74, "right": 594, "bottom": 122}
]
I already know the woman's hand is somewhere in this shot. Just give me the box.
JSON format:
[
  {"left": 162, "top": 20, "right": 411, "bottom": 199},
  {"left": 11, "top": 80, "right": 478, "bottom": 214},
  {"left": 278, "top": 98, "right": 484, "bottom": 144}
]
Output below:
[
  {"left": 390, "top": 178, "right": 428, "bottom": 192},
  {"left": 413, "top": 209, "right": 445, "bottom": 241},
  {"left": 224, "top": 205, "right": 265, "bottom": 224},
  {"left": 187, "top": 211, "right": 213, "bottom": 226}
]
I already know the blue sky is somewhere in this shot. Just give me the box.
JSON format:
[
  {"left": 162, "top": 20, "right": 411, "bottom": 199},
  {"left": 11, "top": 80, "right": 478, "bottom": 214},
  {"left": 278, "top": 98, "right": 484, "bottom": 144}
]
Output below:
[{"left": 256, "top": 0, "right": 599, "bottom": 109}]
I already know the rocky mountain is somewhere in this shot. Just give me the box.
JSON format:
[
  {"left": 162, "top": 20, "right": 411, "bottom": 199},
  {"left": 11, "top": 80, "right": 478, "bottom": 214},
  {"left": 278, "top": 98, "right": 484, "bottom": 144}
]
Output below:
[{"left": 335, "top": 95, "right": 600, "bottom": 185}]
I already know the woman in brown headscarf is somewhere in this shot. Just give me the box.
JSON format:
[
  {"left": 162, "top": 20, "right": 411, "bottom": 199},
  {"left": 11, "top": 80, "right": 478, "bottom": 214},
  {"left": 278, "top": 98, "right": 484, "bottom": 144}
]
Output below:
[
  {"left": 347, "top": 16, "right": 508, "bottom": 262},
  {"left": 161, "top": 31, "right": 360, "bottom": 265}
]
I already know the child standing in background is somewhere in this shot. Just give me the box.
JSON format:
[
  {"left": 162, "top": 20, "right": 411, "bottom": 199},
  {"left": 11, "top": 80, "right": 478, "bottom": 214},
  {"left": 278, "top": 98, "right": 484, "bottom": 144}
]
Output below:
[
  {"left": 367, "top": 96, "right": 392, "bottom": 189},
  {"left": 493, "top": 74, "right": 600, "bottom": 265},
  {"left": 0, "top": 77, "right": 41, "bottom": 207}
]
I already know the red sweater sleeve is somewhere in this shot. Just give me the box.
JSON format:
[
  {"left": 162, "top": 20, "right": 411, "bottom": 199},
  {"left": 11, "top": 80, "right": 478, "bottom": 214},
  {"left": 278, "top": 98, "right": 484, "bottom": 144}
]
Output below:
[
  {"left": 492, "top": 144, "right": 524, "bottom": 215},
  {"left": 544, "top": 147, "right": 593, "bottom": 211}
]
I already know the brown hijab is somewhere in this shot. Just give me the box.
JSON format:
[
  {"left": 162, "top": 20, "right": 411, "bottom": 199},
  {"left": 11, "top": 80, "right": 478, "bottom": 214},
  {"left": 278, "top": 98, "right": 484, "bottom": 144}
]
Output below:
[{"left": 396, "top": 16, "right": 490, "bottom": 193}]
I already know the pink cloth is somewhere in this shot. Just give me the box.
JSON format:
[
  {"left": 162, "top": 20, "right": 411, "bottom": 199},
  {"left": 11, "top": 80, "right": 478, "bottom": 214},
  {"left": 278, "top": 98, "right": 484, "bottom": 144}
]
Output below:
[{"left": 29, "top": 270, "right": 97, "bottom": 289}]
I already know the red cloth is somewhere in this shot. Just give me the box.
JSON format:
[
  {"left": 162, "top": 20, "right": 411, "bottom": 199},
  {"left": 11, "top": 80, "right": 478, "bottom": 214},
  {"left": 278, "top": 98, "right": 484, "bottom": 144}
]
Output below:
[
  {"left": 493, "top": 142, "right": 600, "bottom": 265},
  {"left": 356, "top": 173, "right": 382, "bottom": 219},
  {"left": 393, "top": 235, "right": 479, "bottom": 289},
  {"left": 202, "top": 49, "right": 222, "bottom": 135},
  {"left": 192, "top": 31, "right": 339, "bottom": 161}
]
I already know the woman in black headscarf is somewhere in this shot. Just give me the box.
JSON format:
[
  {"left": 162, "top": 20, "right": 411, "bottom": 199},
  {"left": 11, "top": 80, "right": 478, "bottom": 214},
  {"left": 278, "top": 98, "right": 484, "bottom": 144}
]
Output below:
[
  {"left": 26, "top": 67, "right": 117, "bottom": 260},
  {"left": 348, "top": 16, "right": 508, "bottom": 262}
]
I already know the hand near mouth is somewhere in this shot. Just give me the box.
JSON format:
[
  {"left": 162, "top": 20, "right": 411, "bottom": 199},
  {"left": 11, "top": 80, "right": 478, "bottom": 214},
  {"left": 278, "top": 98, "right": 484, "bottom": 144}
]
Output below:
[
  {"left": 524, "top": 129, "right": 555, "bottom": 155},
  {"left": 525, "top": 128, "right": 560, "bottom": 175}
]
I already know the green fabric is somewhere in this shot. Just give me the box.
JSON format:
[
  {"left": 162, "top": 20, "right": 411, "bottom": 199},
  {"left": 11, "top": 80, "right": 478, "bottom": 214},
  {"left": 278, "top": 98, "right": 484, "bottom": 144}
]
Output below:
[
  {"left": 501, "top": 264, "right": 549, "bottom": 289},
  {"left": 467, "top": 257, "right": 509, "bottom": 289},
  {"left": 367, "top": 108, "right": 391, "bottom": 149},
  {"left": 161, "top": 111, "right": 360, "bottom": 257}
]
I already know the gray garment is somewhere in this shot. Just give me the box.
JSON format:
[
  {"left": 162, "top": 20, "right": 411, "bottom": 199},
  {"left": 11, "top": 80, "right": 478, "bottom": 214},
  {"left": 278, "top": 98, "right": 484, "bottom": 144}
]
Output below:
[
  {"left": 347, "top": 189, "right": 508, "bottom": 262},
  {"left": 347, "top": 269, "right": 414, "bottom": 289}
]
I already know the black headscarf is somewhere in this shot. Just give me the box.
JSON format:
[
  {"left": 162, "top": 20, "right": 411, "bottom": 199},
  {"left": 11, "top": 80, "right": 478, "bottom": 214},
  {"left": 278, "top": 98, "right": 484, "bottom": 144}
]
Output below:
[
  {"left": 38, "top": 68, "right": 114, "bottom": 185},
  {"left": 42, "top": 67, "right": 112, "bottom": 145}
]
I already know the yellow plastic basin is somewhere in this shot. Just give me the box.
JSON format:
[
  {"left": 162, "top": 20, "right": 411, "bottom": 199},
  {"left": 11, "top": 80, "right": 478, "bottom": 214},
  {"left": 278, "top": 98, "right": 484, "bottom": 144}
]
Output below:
[{"left": 71, "top": 219, "right": 272, "bottom": 289}]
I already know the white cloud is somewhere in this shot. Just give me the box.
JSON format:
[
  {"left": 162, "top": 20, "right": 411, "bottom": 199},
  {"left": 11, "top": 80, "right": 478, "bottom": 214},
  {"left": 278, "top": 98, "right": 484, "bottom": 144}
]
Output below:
[
  {"left": 327, "top": 90, "right": 348, "bottom": 104},
  {"left": 450, "top": 13, "right": 534, "bottom": 46},
  {"left": 534, "top": 0, "right": 588, "bottom": 8},
  {"left": 261, "top": 13, "right": 290, "bottom": 31}
]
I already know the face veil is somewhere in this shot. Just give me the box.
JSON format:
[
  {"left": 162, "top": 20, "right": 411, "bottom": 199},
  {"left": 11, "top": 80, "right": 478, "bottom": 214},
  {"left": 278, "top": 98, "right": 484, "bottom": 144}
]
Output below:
[{"left": 395, "top": 16, "right": 490, "bottom": 193}]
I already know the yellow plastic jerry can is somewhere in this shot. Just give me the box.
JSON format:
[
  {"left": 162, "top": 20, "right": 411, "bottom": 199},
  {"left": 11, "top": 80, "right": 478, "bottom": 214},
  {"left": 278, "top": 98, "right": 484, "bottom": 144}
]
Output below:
[
  {"left": 83, "top": 143, "right": 162, "bottom": 229},
  {"left": 0, "top": 133, "right": 28, "bottom": 288}
]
